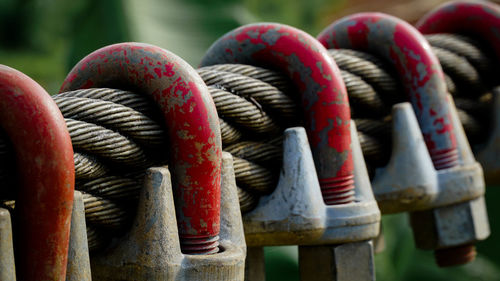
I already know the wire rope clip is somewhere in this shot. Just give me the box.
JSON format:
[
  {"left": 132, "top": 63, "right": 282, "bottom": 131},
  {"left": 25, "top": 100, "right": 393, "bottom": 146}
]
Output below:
[
  {"left": 318, "top": 12, "right": 489, "bottom": 267},
  {"left": 416, "top": 0, "right": 500, "bottom": 185},
  {"left": 202, "top": 23, "right": 380, "bottom": 280},
  {"left": 86, "top": 154, "right": 246, "bottom": 280},
  {"left": 62, "top": 43, "right": 245, "bottom": 280}
]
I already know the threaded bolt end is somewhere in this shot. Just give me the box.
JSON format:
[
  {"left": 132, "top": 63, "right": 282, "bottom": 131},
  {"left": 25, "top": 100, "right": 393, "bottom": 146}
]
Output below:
[
  {"left": 180, "top": 235, "right": 220, "bottom": 255},
  {"left": 431, "top": 148, "right": 460, "bottom": 170},
  {"left": 319, "top": 174, "right": 355, "bottom": 205},
  {"left": 434, "top": 244, "right": 476, "bottom": 267}
]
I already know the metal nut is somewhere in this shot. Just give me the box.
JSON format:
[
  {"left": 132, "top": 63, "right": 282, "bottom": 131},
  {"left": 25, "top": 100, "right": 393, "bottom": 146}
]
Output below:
[
  {"left": 409, "top": 196, "right": 490, "bottom": 250},
  {"left": 299, "top": 241, "right": 375, "bottom": 281}
]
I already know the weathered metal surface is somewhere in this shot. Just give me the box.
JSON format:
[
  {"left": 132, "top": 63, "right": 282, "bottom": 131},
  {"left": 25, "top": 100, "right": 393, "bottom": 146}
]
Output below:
[
  {"left": 318, "top": 13, "right": 459, "bottom": 170},
  {"left": 200, "top": 23, "right": 355, "bottom": 205},
  {"left": 416, "top": 0, "right": 500, "bottom": 61},
  {"left": 410, "top": 196, "right": 490, "bottom": 259},
  {"left": 0, "top": 208, "right": 15, "bottom": 281},
  {"left": 299, "top": 241, "right": 375, "bottom": 281},
  {"left": 417, "top": 1, "right": 500, "bottom": 184},
  {"left": 60, "top": 43, "right": 222, "bottom": 252},
  {"left": 0, "top": 65, "right": 74, "bottom": 280},
  {"left": 242, "top": 126, "right": 379, "bottom": 246},
  {"left": 372, "top": 102, "right": 484, "bottom": 213},
  {"left": 90, "top": 154, "right": 245, "bottom": 280},
  {"left": 245, "top": 247, "right": 265, "bottom": 281},
  {"left": 66, "top": 191, "right": 91, "bottom": 281}
]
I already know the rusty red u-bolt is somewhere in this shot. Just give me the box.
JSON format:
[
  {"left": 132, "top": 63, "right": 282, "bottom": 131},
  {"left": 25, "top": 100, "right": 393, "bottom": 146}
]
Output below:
[
  {"left": 416, "top": 1, "right": 500, "bottom": 61},
  {"left": 61, "top": 43, "right": 222, "bottom": 254},
  {"left": 201, "top": 23, "right": 354, "bottom": 205},
  {"left": 0, "top": 65, "right": 75, "bottom": 280},
  {"left": 318, "top": 13, "right": 459, "bottom": 170}
]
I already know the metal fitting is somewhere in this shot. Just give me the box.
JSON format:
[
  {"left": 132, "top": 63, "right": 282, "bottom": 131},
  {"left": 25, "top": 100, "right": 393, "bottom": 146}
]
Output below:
[
  {"left": 202, "top": 23, "right": 380, "bottom": 280},
  {"left": 0, "top": 65, "right": 75, "bottom": 280},
  {"left": 416, "top": 0, "right": 500, "bottom": 184},
  {"left": 68, "top": 153, "right": 245, "bottom": 280},
  {"left": 318, "top": 12, "right": 489, "bottom": 266},
  {"left": 299, "top": 241, "right": 375, "bottom": 281},
  {"left": 0, "top": 208, "right": 15, "bottom": 281},
  {"left": 61, "top": 42, "right": 223, "bottom": 254},
  {"left": 201, "top": 23, "right": 355, "bottom": 205},
  {"left": 409, "top": 197, "right": 489, "bottom": 258}
]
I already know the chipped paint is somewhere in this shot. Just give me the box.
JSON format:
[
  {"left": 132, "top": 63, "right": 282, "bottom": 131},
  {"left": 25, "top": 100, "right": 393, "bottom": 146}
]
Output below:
[
  {"left": 201, "top": 23, "right": 354, "bottom": 204},
  {"left": 417, "top": 1, "right": 500, "bottom": 61},
  {"left": 318, "top": 13, "right": 459, "bottom": 170},
  {"left": 60, "top": 43, "right": 222, "bottom": 252},
  {"left": 0, "top": 65, "right": 74, "bottom": 280}
]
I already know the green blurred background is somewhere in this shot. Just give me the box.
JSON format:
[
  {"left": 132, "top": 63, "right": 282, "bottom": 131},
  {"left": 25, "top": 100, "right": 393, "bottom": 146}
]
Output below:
[{"left": 1, "top": 0, "right": 499, "bottom": 280}]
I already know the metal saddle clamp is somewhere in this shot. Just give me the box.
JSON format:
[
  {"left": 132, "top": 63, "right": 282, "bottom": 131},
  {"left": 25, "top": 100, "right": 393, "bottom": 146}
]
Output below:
[
  {"left": 0, "top": 65, "right": 75, "bottom": 280},
  {"left": 66, "top": 153, "right": 246, "bottom": 281},
  {"left": 201, "top": 23, "right": 381, "bottom": 281},
  {"left": 59, "top": 42, "right": 246, "bottom": 280},
  {"left": 318, "top": 12, "right": 489, "bottom": 267},
  {"left": 416, "top": 0, "right": 500, "bottom": 184},
  {"left": 243, "top": 125, "right": 379, "bottom": 281}
]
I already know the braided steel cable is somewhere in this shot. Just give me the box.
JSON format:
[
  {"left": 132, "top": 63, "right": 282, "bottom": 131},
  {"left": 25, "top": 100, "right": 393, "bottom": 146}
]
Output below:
[
  {"left": 0, "top": 88, "right": 168, "bottom": 252},
  {"left": 424, "top": 33, "right": 498, "bottom": 146},
  {"left": 197, "top": 66, "right": 299, "bottom": 212},
  {"left": 327, "top": 49, "right": 404, "bottom": 176}
]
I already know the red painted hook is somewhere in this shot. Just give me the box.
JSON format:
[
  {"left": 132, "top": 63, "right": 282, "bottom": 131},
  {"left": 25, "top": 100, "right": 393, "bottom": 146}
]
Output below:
[
  {"left": 201, "top": 23, "right": 354, "bottom": 205},
  {"left": 416, "top": 0, "right": 500, "bottom": 62},
  {"left": 318, "top": 13, "right": 459, "bottom": 170},
  {"left": 61, "top": 43, "right": 222, "bottom": 254},
  {"left": 0, "top": 65, "right": 74, "bottom": 280}
]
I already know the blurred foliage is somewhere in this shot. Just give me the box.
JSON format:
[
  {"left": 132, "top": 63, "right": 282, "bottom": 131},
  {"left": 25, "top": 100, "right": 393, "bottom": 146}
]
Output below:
[{"left": 0, "top": 1, "right": 499, "bottom": 280}]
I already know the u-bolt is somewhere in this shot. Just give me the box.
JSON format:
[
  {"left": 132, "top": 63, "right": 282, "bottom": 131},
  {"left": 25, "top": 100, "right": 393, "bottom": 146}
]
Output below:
[
  {"left": 0, "top": 65, "right": 75, "bottom": 280},
  {"left": 61, "top": 43, "right": 223, "bottom": 254},
  {"left": 201, "top": 23, "right": 354, "bottom": 205},
  {"left": 318, "top": 12, "right": 459, "bottom": 170},
  {"left": 416, "top": 0, "right": 500, "bottom": 61}
]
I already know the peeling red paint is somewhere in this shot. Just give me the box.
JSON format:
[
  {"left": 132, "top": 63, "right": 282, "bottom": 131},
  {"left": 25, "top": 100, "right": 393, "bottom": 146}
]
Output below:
[
  {"left": 417, "top": 1, "right": 500, "bottom": 62},
  {"left": 318, "top": 13, "right": 459, "bottom": 170},
  {"left": 201, "top": 23, "right": 354, "bottom": 205},
  {"left": 0, "top": 65, "right": 74, "bottom": 280},
  {"left": 60, "top": 43, "right": 222, "bottom": 253}
]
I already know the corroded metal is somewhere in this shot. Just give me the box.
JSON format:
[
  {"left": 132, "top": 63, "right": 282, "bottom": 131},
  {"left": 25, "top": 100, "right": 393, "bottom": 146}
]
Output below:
[
  {"left": 0, "top": 208, "right": 15, "bottom": 281},
  {"left": 60, "top": 43, "right": 222, "bottom": 253},
  {"left": 90, "top": 154, "right": 245, "bottom": 280},
  {"left": 299, "top": 241, "right": 375, "bottom": 281},
  {"left": 66, "top": 191, "right": 91, "bottom": 281},
  {"left": 318, "top": 13, "right": 459, "bottom": 170},
  {"left": 416, "top": 0, "right": 500, "bottom": 61},
  {"left": 417, "top": 1, "right": 500, "bottom": 184},
  {"left": 201, "top": 23, "right": 354, "bottom": 205},
  {"left": 0, "top": 65, "right": 74, "bottom": 280}
]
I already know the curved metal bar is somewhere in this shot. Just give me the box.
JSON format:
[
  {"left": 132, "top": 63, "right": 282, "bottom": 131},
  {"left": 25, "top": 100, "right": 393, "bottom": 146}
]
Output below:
[
  {"left": 201, "top": 23, "right": 354, "bottom": 205},
  {"left": 61, "top": 43, "right": 222, "bottom": 253},
  {"left": 0, "top": 65, "right": 74, "bottom": 280},
  {"left": 416, "top": 0, "right": 500, "bottom": 61},
  {"left": 318, "top": 13, "right": 459, "bottom": 170}
]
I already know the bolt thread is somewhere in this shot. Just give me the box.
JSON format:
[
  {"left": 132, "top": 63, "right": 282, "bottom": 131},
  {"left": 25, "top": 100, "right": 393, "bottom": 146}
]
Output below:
[
  {"left": 180, "top": 235, "right": 220, "bottom": 255},
  {"left": 434, "top": 244, "right": 476, "bottom": 267},
  {"left": 430, "top": 148, "right": 460, "bottom": 170},
  {"left": 319, "top": 174, "right": 355, "bottom": 205}
]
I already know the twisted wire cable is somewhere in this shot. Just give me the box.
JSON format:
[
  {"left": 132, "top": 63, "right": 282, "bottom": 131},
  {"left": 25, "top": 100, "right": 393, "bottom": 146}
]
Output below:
[
  {"left": 0, "top": 88, "right": 168, "bottom": 252},
  {"left": 327, "top": 49, "right": 403, "bottom": 176},
  {"left": 197, "top": 66, "right": 299, "bottom": 212}
]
